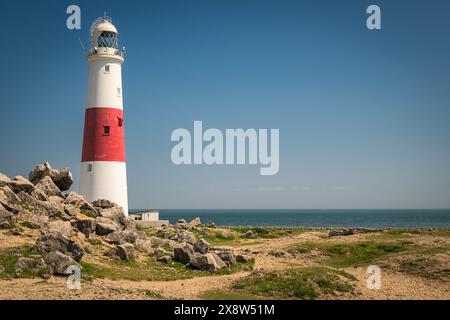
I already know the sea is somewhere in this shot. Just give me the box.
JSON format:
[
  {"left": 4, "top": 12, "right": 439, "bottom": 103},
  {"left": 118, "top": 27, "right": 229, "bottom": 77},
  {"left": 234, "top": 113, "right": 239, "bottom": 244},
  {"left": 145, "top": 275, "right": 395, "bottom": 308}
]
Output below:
[{"left": 132, "top": 209, "right": 450, "bottom": 228}]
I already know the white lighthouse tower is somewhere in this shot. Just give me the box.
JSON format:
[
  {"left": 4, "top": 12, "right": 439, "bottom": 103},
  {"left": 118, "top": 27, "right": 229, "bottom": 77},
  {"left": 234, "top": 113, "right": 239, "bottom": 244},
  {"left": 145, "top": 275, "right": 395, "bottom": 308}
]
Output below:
[{"left": 79, "top": 16, "right": 128, "bottom": 215}]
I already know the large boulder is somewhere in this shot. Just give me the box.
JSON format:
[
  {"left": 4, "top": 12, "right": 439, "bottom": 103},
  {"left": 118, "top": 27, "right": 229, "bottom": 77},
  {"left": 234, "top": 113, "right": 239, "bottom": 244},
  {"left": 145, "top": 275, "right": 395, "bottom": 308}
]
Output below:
[
  {"left": 173, "top": 242, "right": 195, "bottom": 264},
  {"left": 73, "top": 219, "right": 97, "bottom": 238},
  {"left": 0, "top": 172, "right": 11, "bottom": 183},
  {"left": 107, "top": 244, "right": 135, "bottom": 261},
  {"left": 14, "top": 257, "right": 47, "bottom": 276},
  {"left": 35, "top": 176, "right": 62, "bottom": 198},
  {"left": 96, "top": 217, "right": 120, "bottom": 236},
  {"left": 44, "top": 251, "right": 80, "bottom": 275},
  {"left": 4, "top": 176, "right": 47, "bottom": 201},
  {"left": 105, "top": 230, "right": 139, "bottom": 244},
  {"left": 194, "top": 238, "right": 210, "bottom": 254},
  {"left": 0, "top": 204, "right": 14, "bottom": 223},
  {"left": 188, "top": 217, "right": 202, "bottom": 227},
  {"left": 29, "top": 162, "right": 73, "bottom": 191},
  {"left": 92, "top": 199, "right": 117, "bottom": 209},
  {"left": 46, "top": 220, "right": 73, "bottom": 237},
  {"left": 236, "top": 254, "right": 253, "bottom": 263},
  {"left": 190, "top": 252, "right": 226, "bottom": 272},
  {"left": 0, "top": 186, "right": 21, "bottom": 213},
  {"left": 96, "top": 206, "right": 128, "bottom": 228},
  {"left": 176, "top": 230, "right": 197, "bottom": 245},
  {"left": 64, "top": 192, "right": 97, "bottom": 216},
  {"left": 18, "top": 191, "right": 66, "bottom": 219},
  {"left": 210, "top": 246, "right": 236, "bottom": 266},
  {"left": 35, "top": 231, "right": 84, "bottom": 262}
]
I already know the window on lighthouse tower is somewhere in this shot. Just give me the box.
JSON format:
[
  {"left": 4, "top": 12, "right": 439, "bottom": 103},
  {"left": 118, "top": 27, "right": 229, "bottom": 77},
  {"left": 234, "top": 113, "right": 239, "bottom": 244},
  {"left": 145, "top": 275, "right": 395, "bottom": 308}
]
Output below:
[{"left": 103, "top": 126, "right": 110, "bottom": 135}]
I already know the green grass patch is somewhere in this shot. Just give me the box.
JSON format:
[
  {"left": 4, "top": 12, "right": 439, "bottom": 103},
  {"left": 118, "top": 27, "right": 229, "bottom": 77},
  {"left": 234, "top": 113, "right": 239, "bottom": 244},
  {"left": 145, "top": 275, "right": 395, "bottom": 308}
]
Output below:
[
  {"left": 80, "top": 209, "right": 97, "bottom": 218},
  {"left": 232, "top": 267, "right": 355, "bottom": 300},
  {"left": 80, "top": 257, "right": 254, "bottom": 282},
  {"left": 232, "top": 227, "right": 311, "bottom": 239},
  {"left": 19, "top": 221, "right": 41, "bottom": 230},
  {"left": 294, "top": 241, "right": 413, "bottom": 268},
  {"left": 0, "top": 246, "right": 49, "bottom": 279},
  {"left": 199, "top": 290, "right": 260, "bottom": 300}
]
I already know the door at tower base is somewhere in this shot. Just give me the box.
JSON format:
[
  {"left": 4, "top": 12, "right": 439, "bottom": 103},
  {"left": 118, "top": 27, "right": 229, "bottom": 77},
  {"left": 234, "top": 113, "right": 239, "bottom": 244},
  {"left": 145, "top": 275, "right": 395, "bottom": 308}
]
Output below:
[{"left": 79, "top": 161, "right": 128, "bottom": 215}]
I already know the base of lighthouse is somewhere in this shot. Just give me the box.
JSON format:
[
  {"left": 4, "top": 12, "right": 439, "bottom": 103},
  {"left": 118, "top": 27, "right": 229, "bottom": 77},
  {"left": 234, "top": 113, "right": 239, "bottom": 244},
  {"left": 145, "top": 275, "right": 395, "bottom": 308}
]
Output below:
[{"left": 79, "top": 161, "right": 128, "bottom": 215}]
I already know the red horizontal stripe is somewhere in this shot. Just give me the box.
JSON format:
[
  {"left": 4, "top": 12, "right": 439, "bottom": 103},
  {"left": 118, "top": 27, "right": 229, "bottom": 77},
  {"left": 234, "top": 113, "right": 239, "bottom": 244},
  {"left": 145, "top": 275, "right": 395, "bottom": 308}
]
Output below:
[{"left": 81, "top": 107, "right": 126, "bottom": 162}]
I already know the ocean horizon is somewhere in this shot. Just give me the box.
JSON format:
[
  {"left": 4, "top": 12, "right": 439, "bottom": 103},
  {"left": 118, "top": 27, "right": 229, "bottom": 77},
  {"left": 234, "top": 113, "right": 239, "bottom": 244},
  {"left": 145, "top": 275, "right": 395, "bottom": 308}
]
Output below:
[{"left": 130, "top": 209, "right": 450, "bottom": 228}]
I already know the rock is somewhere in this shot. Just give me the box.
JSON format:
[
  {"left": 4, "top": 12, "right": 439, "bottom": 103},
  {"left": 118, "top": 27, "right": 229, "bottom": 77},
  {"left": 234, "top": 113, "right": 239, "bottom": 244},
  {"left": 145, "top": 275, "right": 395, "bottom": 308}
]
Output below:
[
  {"left": 155, "top": 247, "right": 171, "bottom": 256},
  {"left": 44, "top": 251, "right": 80, "bottom": 275},
  {"left": 173, "top": 242, "right": 195, "bottom": 264},
  {"left": 48, "top": 196, "right": 64, "bottom": 204},
  {"left": 210, "top": 246, "right": 236, "bottom": 266},
  {"left": 29, "top": 163, "right": 73, "bottom": 191},
  {"left": 63, "top": 204, "right": 80, "bottom": 218},
  {"left": 97, "top": 206, "right": 128, "bottom": 228},
  {"left": 0, "top": 204, "right": 14, "bottom": 223},
  {"left": 108, "top": 244, "right": 135, "bottom": 261},
  {"left": 105, "top": 230, "right": 139, "bottom": 244},
  {"left": 194, "top": 238, "right": 210, "bottom": 254},
  {"left": 92, "top": 199, "right": 117, "bottom": 209},
  {"left": 35, "top": 176, "right": 62, "bottom": 197},
  {"left": 46, "top": 220, "right": 73, "bottom": 237},
  {"left": 0, "top": 172, "right": 11, "bottom": 183},
  {"left": 51, "top": 167, "right": 73, "bottom": 191},
  {"left": 15, "top": 257, "right": 47, "bottom": 276},
  {"left": 205, "top": 221, "right": 216, "bottom": 228},
  {"left": 35, "top": 231, "right": 84, "bottom": 262},
  {"left": 176, "top": 230, "right": 197, "bottom": 245},
  {"left": 0, "top": 186, "right": 22, "bottom": 213},
  {"left": 190, "top": 252, "right": 226, "bottom": 272},
  {"left": 188, "top": 217, "right": 202, "bottom": 226},
  {"left": 96, "top": 217, "right": 120, "bottom": 235},
  {"left": 269, "top": 250, "right": 286, "bottom": 258},
  {"left": 73, "top": 219, "right": 97, "bottom": 238},
  {"left": 328, "top": 229, "right": 354, "bottom": 237},
  {"left": 135, "top": 238, "right": 156, "bottom": 255},
  {"left": 157, "top": 255, "right": 172, "bottom": 264},
  {"left": 16, "top": 210, "right": 49, "bottom": 226},
  {"left": 243, "top": 230, "right": 254, "bottom": 238},
  {"left": 236, "top": 254, "right": 253, "bottom": 263},
  {"left": 177, "top": 219, "right": 187, "bottom": 225},
  {"left": 64, "top": 192, "right": 98, "bottom": 216},
  {"left": 18, "top": 192, "right": 66, "bottom": 219}
]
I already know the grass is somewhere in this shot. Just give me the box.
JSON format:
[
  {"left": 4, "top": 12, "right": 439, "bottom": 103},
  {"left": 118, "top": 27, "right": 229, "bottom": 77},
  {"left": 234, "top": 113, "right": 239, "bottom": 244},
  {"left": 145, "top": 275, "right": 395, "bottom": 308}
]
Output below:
[
  {"left": 80, "top": 209, "right": 97, "bottom": 219},
  {"left": 0, "top": 246, "right": 50, "bottom": 279},
  {"left": 396, "top": 257, "right": 450, "bottom": 280},
  {"left": 80, "top": 256, "right": 254, "bottom": 282},
  {"left": 20, "top": 221, "right": 41, "bottom": 230},
  {"left": 232, "top": 267, "right": 355, "bottom": 300},
  {"left": 231, "top": 227, "right": 311, "bottom": 239},
  {"left": 294, "top": 241, "right": 413, "bottom": 268},
  {"left": 199, "top": 290, "right": 260, "bottom": 300}
]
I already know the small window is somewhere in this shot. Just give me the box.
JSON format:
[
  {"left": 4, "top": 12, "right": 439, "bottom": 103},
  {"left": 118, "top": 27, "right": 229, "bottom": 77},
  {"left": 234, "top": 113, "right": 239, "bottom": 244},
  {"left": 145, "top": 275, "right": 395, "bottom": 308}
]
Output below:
[
  {"left": 103, "top": 126, "right": 110, "bottom": 135},
  {"left": 105, "top": 65, "right": 110, "bottom": 73},
  {"left": 117, "top": 87, "right": 121, "bottom": 97},
  {"left": 87, "top": 164, "right": 93, "bottom": 173}
]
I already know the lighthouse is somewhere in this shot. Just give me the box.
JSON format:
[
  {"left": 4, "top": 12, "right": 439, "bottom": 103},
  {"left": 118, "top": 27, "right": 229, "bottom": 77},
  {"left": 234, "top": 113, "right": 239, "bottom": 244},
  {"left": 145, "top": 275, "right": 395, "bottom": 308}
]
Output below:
[{"left": 79, "top": 16, "right": 128, "bottom": 216}]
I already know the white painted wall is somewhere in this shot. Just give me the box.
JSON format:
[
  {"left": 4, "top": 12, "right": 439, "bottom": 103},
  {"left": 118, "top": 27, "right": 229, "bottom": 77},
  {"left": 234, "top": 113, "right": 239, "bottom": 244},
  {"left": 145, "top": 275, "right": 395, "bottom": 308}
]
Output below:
[{"left": 79, "top": 161, "right": 128, "bottom": 215}]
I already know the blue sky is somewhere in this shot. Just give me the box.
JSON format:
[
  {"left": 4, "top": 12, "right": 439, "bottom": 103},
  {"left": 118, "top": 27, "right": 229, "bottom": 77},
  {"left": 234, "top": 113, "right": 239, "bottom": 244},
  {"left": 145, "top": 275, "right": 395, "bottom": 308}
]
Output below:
[{"left": 1, "top": 0, "right": 450, "bottom": 209}]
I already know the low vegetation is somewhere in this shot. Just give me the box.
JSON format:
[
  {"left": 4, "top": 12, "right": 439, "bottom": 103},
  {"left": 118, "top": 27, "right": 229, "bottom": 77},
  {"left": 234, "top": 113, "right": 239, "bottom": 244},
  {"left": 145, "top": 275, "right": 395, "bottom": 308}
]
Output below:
[
  {"left": 0, "top": 246, "right": 50, "bottom": 280},
  {"left": 231, "top": 267, "right": 355, "bottom": 300}
]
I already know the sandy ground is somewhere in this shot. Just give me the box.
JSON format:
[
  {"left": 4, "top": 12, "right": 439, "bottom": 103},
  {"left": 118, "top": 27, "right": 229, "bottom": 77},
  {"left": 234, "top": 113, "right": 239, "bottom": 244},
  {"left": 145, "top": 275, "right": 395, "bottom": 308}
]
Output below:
[{"left": 1, "top": 229, "right": 449, "bottom": 300}]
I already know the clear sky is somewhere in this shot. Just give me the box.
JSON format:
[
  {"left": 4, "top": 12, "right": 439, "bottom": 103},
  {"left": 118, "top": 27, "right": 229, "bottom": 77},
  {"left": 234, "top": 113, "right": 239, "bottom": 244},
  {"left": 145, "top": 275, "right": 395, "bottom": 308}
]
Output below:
[{"left": 1, "top": 0, "right": 450, "bottom": 209}]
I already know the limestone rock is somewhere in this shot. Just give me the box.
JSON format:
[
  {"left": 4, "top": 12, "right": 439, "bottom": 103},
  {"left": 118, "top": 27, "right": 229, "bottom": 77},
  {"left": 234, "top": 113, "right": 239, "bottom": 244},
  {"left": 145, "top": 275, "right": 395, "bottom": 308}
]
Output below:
[
  {"left": 35, "top": 231, "right": 84, "bottom": 262},
  {"left": 210, "top": 246, "right": 236, "bottom": 266},
  {"left": 105, "top": 230, "right": 139, "bottom": 245},
  {"left": 176, "top": 230, "right": 197, "bottom": 245},
  {"left": 177, "top": 219, "right": 187, "bottom": 225},
  {"left": 35, "top": 176, "right": 62, "bottom": 197},
  {"left": 44, "top": 251, "right": 80, "bottom": 275},
  {"left": 73, "top": 219, "right": 97, "bottom": 238},
  {"left": 46, "top": 220, "right": 73, "bottom": 237},
  {"left": 0, "top": 186, "right": 21, "bottom": 213},
  {"left": 92, "top": 199, "right": 117, "bottom": 209},
  {"left": 190, "top": 252, "right": 226, "bottom": 272},
  {"left": 29, "top": 162, "right": 73, "bottom": 191},
  {"left": 96, "top": 217, "right": 121, "bottom": 236},
  {"left": 18, "top": 191, "right": 66, "bottom": 219},
  {"left": 15, "top": 257, "right": 47, "bottom": 276},
  {"left": 97, "top": 206, "right": 128, "bottom": 228},
  {"left": 194, "top": 238, "right": 210, "bottom": 254},
  {"left": 236, "top": 254, "right": 253, "bottom": 263},
  {"left": 188, "top": 217, "right": 202, "bottom": 226},
  {"left": 107, "top": 244, "right": 135, "bottom": 261},
  {"left": 0, "top": 172, "right": 11, "bottom": 183},
  {"left": 206, "top": 221, "right": 216, "bottom": 228},
  {"left": 157, "top": 255, "right": 172, "bottom": 264},
  {"left": 64, "top": 192, "right": 97, "bottom": 216},
  {"left": 173, "top": 242, "right": 195, "bottom": 264}
]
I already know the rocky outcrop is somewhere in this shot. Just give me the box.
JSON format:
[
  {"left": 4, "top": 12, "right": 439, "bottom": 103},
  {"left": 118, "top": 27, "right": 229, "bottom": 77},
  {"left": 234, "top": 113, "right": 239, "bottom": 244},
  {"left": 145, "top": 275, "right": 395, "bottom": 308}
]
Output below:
[
  {"left": 46, "top": 220, "right": 73, "bottom": 237},
  {"left": 35, "top": 231, "right": 84, "bottom": 262},
  {"left": 96, "top": 217, "right": 120, "bottom": 235},
  {"left": 105, "top": 229, "right": 139, "bottom": 245},
  {"left": 44, "top": 251, "right": 80, "bottom": 275},
  {"left": 173, "top": 242, "right": 196, "bottom": 264},
  {"left": 35, "top": 176, "right": 62, "bottom": 197},
  {"left": 210, "top": 246, "right": 236, "bottom": 266},
  {"left": 73, "top": 219, "right": 97, "bottom": 238},
  {"left": 176, "top": 230, "right": 197, "bottom": 245},
  {"left": 29, "top": 162, "right": 73, "bottom": 192},
  {"left": 188, "top": 217, "right": 202, "bottom": 227},
  {"left": 107, "top": 243, "right": 135, "bottom": 261},
  {"left": 194, "top": 238, "right": 210, "bottom": 254},
  {"left": 14, "top": 257, "right": 47, "bottom": 276},
  {"left": 64, "top": 192, "right": 97, "bottom": 216}
]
